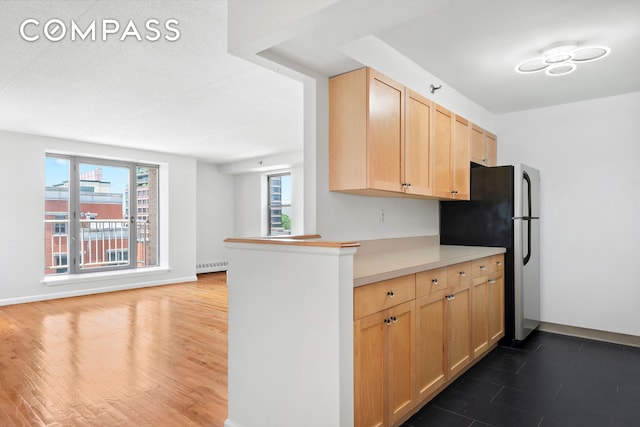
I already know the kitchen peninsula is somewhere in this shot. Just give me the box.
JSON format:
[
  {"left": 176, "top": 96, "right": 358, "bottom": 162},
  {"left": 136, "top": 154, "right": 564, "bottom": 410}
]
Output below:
[{"left": 223, "top": 235, "right": 505, "bottom": 427}]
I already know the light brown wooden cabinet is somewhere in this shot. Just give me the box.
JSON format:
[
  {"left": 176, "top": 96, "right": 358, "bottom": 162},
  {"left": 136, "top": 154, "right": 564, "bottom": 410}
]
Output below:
[
  {"left": 329, "top": 68, "right": 403, "bottom": 195},
  {"left": 433, "top": 105, "right": 470, "bottom": 200},
  {"left": 471, "top": 255, "right": 505, "bottom": 358},
  {"left": 445, "top": 262, "right": 472, "bottom": 377},
  {"left": 470, "top": 124, "right": 498, "bottom": 167},
  {"left": 354, "top": 276, "right": 416, "bottom": 427},
  {"left": 355, "top": 255, "right": 504, "bottom": 427},
  {"left": 329, "top": 68, "right": 433, "bottom": 198},
  {"left": 488, "top": 255, "right": 505, "bottom": 344},
  {"left": 415, "top": 268, "right": 448, "bottom": 401},
  {"left": 404, "top": 89, "right": 433, "bottom": 196}
]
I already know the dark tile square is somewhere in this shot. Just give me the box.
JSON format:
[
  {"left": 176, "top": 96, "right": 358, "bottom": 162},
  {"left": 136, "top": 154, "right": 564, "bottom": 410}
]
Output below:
[
  {"left": 433, "top": 391, "right": 542, "bottom": 427},
  {"left": 403, "top": 405, "right": 474, "bottom": 427}
]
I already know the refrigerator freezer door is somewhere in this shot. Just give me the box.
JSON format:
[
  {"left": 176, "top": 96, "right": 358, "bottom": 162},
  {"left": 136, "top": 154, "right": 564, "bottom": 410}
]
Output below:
[
  {"left": 513, "top": 164, "right": 541, "bottom": 341},
  {"left": 523, "top": 218, "right": 541, "bottom": 337},
  {"left": 514, "top": 164, "right": 541, "bottom": 219}
]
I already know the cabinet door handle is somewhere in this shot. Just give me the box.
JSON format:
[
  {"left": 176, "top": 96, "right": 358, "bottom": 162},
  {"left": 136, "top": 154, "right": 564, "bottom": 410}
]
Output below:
[
  {"left": 488, "top": 279, "right": 496, "bottom": 284},
  {"left": 387, "top": 290, "right": 395, "bottom": 298},
  {"left": 384, "top": 318, "right": 391, "bottom": 326},
  {"left": 432, "top": 278, "right": 439, "bottom": 285},
  {"left": 480, "top": 265, "right": 486, "bottom": 270},
  {"left": 450, "top": 190, "right": 458, "bottom": 195},
  {"left": 390, "top": 316, "right": 397, "bottom": 323},
  {"left": 496, "top": 261, "right": 503, "bottom": 266},
  {"left": 459, "top": 271, "right": 466, "bottom": 277},
  {"left": 401, "top": 182, "right": 412, "bottom": 188},
  {"left": 446, "top": 294, "right": 455, "bottom": 301}
]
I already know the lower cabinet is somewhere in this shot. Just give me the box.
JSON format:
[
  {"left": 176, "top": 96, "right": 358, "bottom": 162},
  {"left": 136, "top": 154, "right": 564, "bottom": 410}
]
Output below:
[
  {"left": 471, "top": 255, "right": 505, "bottom": 358},
  {"left": 354, "top": 279, "right": 416, "bottom": 427},
  {"left": 446, "top": 276, "right": 472, "bottom": 378},
  {"left": 354, "top": 255, "right": 504, "bottom": 427},
  {"left": 415, "top": 268, "right": 448, "bottom": 401}
]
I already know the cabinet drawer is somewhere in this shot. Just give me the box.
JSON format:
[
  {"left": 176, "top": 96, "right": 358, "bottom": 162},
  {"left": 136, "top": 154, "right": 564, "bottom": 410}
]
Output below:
[
  {"left": 416, "top": 267, "right": 448, "bottom": 298},
  {"left": 472, "top": 257, "right": 496, "bottom": 278},
  {"left": 447, "top": 262, "right": 471, "bottom": 288},
  {"left": 493, "top": 254, "right": 504, "bottom": 271},
  {"left": 354, "top": 274, "right": 415, "bottom": 320}
]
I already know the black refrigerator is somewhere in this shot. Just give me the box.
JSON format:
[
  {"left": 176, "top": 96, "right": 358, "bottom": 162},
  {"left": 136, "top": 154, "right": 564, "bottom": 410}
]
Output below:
[{"left": 440, "top": 164, "right": 541, "bottom": 345}]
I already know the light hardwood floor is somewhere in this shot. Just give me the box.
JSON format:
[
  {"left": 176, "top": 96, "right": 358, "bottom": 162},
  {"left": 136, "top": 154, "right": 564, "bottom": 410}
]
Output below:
[{"left": 0, "top": 273, "right": 228, "bottom": 426}]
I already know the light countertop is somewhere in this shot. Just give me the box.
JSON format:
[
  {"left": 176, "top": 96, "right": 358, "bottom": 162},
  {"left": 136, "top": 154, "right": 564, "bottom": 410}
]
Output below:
[{"left": 353, "top": 237, "right": 505, "bottom": 287}]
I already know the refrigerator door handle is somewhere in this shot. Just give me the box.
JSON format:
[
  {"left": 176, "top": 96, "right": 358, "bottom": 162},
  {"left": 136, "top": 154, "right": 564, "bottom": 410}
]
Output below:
[{"left": 523, "top": 171, "right": 532, "bottom": 266}]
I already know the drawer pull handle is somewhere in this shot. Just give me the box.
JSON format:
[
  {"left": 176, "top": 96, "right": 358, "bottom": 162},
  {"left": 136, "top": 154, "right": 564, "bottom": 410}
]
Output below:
[
  {"left": 384, "top": 318, "right": 391, "bottom": 326},
  {"left": 459, "top": 271, "right": 466, "bottom": 277},
  {"left": 391, "top": 316, "right": 397, "bottom": 323},
  {"left": 387, "top": 291, "right": 395, "bottom": 298},
  {"left": 432, "top": 278, "right": 439, "bottom": 285},
  {"left": 480, "top": 265, "right": 486, "bottom": 270},
  {"left": 489, "top": 279, "right": 496, "bottom": 284},
  {"left": 496, "top": 261, "right": 503, "bottom": 266},
  {"left": 446, "top": 294, "right": 455, "bottom": 301}
]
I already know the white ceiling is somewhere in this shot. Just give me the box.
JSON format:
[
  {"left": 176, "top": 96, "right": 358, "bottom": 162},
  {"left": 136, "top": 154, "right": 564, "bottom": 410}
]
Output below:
[
  {"left": 1, "top": 0, "right": 639, "bottom": 163},
  {"left": 266, "top": 0, "right": 640, "bottom": 114},
  {"left": 0, "top": 0, "right": 303, "bottom": 164}
]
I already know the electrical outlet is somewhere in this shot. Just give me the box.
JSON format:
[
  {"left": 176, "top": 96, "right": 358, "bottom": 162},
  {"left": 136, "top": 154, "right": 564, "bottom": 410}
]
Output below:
[{"left": 379, "top": 209, "right": 385, "bottom": 224}]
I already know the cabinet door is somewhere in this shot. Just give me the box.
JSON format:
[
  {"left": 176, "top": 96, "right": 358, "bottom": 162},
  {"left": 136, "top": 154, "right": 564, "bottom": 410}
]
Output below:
[
  {"left": 470, "top": 125, "right": 485, "bottom": 165},
  {"left": 415, "top": 293, "right": 447, "bottom": 401},
  {"left": 367, "top": 70, "right": 404, "bottom": 193},
  {"left": 404, "top": 90, "right": 432, "bottom": 196},
  {"left": 451, "top": 115, "right": 470, "bottom": 200},
  {"left": 471, "top": 277, "right": 489, "bottom": 358},
  {"left": 433, "top": 104, "right": 452, "bottom": 198},
  {"left": 354, "top": 311, "right": 386, "bottom": 427},
  {"left": 488, "top": 272, "right": 505, "bottom": 344},
  {"left": 447, "top": 281, "right": 472, "bottom": 378},
  {"left": 484, "top": 132, "right": 497, "bottom": 167},
  {"left": 387, "top": 301, "right": 415, "bottom": 426}
]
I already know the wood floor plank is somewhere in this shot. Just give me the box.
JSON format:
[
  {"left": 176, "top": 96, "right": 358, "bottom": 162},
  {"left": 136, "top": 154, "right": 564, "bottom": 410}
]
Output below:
[{"left": 0, "top": 272, "right": 228, "bottom": 426}]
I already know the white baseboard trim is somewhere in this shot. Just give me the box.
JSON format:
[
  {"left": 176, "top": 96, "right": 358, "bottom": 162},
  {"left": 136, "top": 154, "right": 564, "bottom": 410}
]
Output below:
[
  {"left": 0, "top": 275, "right": 197, "bottom": 307},
  {"left": 539, "top": 322, "right": 640, "bottom": 347}
]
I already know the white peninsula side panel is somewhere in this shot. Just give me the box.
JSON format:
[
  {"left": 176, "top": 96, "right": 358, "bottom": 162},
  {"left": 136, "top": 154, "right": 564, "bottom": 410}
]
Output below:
[{"left": 224, "top": 238, "right": 359, "bottom": 427}]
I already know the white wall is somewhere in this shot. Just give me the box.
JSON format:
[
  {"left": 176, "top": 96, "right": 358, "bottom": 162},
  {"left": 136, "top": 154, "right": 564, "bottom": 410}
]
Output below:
[
  {"left": 311, "top": 76, "right": 441, "bottom": 241},
  {"left": 232, "top": 165, "right": 305, "bottom": 237},
  {"left": 196, "top": 161, "right": 235, "bottom": 264},
  {"left": 497, "top": 92, "right": 640, "bottom": 336},
  {"left": 0, "top": 130, "right": 197, "bottom": 305}
]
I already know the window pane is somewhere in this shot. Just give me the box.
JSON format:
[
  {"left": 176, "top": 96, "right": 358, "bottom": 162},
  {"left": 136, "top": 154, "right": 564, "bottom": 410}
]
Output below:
[
  {"left": 135, "top": 166, "right": 159, "bottom": 267},
  {"left": 268, "top": 173, "right": 292, "bottom": 236},
  {"left": 78, "top": 163, "right": 130, "bottom": 270},
  {"left": 45, "top": 156, "right": 69, "bottom": 275}
]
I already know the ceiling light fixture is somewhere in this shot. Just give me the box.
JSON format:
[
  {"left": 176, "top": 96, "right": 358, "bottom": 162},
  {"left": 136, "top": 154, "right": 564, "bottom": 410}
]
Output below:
[{"left": 516, "top": 41, "right": 610, "bottom": 77}]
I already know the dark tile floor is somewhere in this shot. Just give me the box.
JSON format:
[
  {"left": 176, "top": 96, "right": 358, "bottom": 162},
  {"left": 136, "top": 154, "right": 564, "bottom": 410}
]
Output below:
[{"left": 402, "top": 331, "right": 640, "bottom": 427}]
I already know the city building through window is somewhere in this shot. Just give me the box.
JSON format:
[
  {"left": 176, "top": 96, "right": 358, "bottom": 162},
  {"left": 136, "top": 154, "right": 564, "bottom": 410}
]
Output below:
[
  {"left": 45, "top": 155, "right": 159, "bottom": 275},
  {"left": 267, "top": 173, "right": 292, "bottom": 236}
]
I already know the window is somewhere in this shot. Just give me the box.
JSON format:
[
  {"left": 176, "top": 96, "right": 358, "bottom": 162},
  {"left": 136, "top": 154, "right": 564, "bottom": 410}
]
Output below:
[
  {"left": 53, "top": 215, "right": 67, "bottom": 235},
  {"left": 267, "top": 173, "right": 292, "bottom": 236},
  {"left": 45, "top": 155, "right": 159, "bottom": 275}
]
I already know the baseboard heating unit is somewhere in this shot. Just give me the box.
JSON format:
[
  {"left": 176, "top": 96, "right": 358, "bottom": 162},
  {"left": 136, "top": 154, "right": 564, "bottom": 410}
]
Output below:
[{"left": 196, "top": 261, "right": 228, "bottom": 274}]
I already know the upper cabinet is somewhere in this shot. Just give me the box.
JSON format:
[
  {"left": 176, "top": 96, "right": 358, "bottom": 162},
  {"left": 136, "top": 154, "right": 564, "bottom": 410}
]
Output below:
[
  {"left": 404, "top": 89, "right": 433, "bottom": 196},
  {"left": 329, "top": 67, "right": 494, "bottom": 201},
  {"left": 432, "top": 106, "right": 470, "bottom": 200},
  {"left": 329, "top": 68, "right": 405, "bottom": 195},
  {"left": 470, "top": 124, "right": 498, "bottom": 167}
]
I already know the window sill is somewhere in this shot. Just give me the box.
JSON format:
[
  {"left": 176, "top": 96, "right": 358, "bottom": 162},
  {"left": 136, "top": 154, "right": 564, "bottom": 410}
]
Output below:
[{"left": 42, "top": 266, "right": 170, "bottom": 286}]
